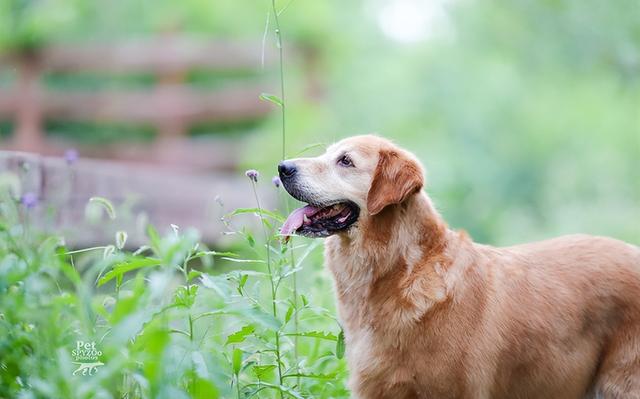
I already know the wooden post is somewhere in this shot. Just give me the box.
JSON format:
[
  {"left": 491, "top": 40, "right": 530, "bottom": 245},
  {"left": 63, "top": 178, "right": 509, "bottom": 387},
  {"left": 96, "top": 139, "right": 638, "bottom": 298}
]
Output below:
[
  {"left": 13, "top": 53, "right": 44, "bottom": 152},
  {"left": 155, "top": 71, "right": 188, "bottom": 143},
  {"left": 153, "top": 32, "right": 190, "bottom": 164}
]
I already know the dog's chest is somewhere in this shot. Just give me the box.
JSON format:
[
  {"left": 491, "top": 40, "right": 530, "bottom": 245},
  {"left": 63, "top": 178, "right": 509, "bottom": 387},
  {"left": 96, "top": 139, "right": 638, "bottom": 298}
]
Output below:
[
  {"left": 345, "top": 323, "right": 469, "bottom": 399},
  {"left": 324, "top": 239, "right": 470, "bottom": 397}
]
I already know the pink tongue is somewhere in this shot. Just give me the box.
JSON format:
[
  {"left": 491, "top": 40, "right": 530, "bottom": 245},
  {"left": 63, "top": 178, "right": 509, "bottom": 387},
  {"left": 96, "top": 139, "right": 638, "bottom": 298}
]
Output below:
[{"left": 281, "top": 205, "right": 320, "bottom": 236}]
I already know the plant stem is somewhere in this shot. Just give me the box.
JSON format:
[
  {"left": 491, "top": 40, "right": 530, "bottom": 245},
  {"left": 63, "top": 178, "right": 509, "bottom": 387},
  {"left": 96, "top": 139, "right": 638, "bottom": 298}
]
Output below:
[
  {"left": 279, "top": 191, "right": 300, "bottom": 385},
  {"left": 250, "top": 181, "right": 284, "bottom": 398},
  {"left": 271, "top": 0, "right": 301, "bottom": 385},
  {"left": 189, "top": 313, "right": 195, "bottom": 393},
  {"left": 271, "top": 0, "right": 286, "bottom": 159},
  {"left": 64, "top": 246, "right": 109, "bottom": 255}
]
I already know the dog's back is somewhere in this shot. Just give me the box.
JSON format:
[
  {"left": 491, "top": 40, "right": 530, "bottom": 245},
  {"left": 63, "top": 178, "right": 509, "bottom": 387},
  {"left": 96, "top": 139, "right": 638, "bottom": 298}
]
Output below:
[
  {"left": 476, "top": 234, "right": 640, "bottom": 398},
  {"left": 332, "top": 227, "right": 640, "bottom": 398}
]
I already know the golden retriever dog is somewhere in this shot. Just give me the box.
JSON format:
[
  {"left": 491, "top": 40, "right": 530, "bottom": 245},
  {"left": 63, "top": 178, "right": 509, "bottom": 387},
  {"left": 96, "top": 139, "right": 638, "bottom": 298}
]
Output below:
[{"left": 278, "top": 135, "right": 640, "bottom": 399}]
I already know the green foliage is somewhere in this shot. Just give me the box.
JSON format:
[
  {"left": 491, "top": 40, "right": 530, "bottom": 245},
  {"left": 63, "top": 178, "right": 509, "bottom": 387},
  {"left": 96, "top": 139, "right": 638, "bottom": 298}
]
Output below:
[
  {"left": 0, "top": 185, "right": 348, "bottom": 398},
  {"left": 0, "top": 1, "right": 637, "bottom": 397},
  {"left": 1, "top": 0, "right": 636, "bottom": 246},
  {"left": 246, "top": 0, "right": 640, "bottom": 246},
  {"left": 0, "top": 0, "right": 82, "bottom": 51}
]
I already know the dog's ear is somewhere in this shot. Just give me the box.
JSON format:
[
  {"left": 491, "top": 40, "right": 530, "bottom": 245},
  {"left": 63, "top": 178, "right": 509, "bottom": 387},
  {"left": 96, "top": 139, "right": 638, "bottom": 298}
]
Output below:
[{"left": 367, "top": 149, "right": 424, "bottom": 215}]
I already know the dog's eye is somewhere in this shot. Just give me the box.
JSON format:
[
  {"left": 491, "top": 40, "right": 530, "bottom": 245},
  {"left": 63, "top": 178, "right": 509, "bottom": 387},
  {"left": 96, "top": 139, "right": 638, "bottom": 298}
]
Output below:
[{"left": 337, "top": 154, "right": 354, "bottom": 168}]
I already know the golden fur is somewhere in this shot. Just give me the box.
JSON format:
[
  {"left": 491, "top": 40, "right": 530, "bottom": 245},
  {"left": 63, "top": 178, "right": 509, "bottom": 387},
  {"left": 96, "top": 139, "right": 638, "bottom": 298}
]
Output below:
[{"left": 285, "top": 135, "right": 640, "bottom": 398}]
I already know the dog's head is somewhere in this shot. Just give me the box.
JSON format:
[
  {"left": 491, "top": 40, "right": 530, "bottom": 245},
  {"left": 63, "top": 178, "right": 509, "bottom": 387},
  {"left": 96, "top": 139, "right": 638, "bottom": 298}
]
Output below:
[{"left": 279, "top": 135, "right": 424, "bottom": 238}]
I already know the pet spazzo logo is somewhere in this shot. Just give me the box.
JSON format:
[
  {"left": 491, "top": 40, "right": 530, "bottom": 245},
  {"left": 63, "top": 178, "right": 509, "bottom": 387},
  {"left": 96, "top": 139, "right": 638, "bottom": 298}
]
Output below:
[{"left": 71, "top": 341, "right": 104, "bottom": 376}]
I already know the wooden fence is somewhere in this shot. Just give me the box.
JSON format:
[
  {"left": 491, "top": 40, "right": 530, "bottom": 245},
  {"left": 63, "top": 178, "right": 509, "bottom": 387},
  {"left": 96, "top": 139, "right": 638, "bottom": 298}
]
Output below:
[
  {"left": 0, "top": 150, "right": 276, "bottom": 246},
  {"left": 0, "top": 36, "right": 298, "bottom": 245},
  {"left": 0, "top": 36, "right": 279, "bottom": 169}
]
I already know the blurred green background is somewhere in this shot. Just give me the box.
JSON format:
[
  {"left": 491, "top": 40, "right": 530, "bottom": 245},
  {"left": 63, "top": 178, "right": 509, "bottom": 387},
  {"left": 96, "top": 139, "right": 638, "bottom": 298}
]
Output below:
[
  {"left": 1, "top": 1, "right": 639, "bottom": 398},
  {"left": 1, "top": 0, "right": 639, "bottom": 244}
]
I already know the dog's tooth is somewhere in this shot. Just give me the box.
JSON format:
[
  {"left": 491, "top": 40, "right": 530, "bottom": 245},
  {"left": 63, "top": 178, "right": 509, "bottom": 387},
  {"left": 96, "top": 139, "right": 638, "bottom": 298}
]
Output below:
[{"left": 303, "top": 214, "right": 310, "bottom": 224}]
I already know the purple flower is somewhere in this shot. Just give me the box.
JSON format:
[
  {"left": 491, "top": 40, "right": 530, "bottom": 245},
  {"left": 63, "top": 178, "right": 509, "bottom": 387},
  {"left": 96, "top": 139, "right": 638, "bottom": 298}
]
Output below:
[
  {"left": 20, "top": 192, "right": 38, "bottom": 209},
  {"left": 245, "top": 169, "right": 259, "bottom": 183},
  {"left": 64, "top": 148, "right": 79, "bottom": 165},
  {"left": 272, "top": 176, "right": 281, "bottom": 188}
]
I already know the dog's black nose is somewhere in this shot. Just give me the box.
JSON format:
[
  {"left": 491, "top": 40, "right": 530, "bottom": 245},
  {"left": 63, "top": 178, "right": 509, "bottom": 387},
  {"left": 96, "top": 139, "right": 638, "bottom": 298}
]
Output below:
[{"left": 278, "top": 161, "right": 297, "bottom": 178}]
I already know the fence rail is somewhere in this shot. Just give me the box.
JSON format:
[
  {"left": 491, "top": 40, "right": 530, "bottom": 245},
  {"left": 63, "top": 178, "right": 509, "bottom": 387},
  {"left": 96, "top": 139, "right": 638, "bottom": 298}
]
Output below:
[
  {"left": 0, "top": 150, "right": 275, "bottom": 247},
  {"left": 0, "top": 37, "right": 279, "bottom": 169}
]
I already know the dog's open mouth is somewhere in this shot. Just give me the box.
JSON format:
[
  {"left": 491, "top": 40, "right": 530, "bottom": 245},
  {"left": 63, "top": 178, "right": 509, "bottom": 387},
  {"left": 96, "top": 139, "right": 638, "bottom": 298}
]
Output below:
[{"left": 281, "top": 202, "right": 359, "bottom": 238}]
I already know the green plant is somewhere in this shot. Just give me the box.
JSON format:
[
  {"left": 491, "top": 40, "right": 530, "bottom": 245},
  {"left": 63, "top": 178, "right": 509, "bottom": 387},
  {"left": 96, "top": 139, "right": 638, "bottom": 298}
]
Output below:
[
  {"left": 0, "top": 3, "right": 348, "bottom": 397},
  {"left": 0, "top": 173, "right": 348, "bottom": 399}
]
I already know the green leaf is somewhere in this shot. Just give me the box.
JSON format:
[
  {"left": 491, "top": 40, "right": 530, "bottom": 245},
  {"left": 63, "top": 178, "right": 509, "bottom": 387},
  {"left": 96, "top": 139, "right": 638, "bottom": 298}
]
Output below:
[
  {"left": 97, "top": 257, "right": 162, "bottom": 287},
  {"left": 174, "top": 284, "right": 199, "bottom": 308},
  {"left": 200, "top": 274, "right": 233, "bottom": 297},
  {"left": 187, "top": 270, "right": 202, "bottom": 282},
  {"left": 283, "top": 372, "right": 338, "bottom": 380},
  {"left": 221, "top": 257, "right": 265, "bottom": 264},
  {"left": 294, "top": 241, "right": 321, "bottom": 269},
  {"left": 232, "top": 348, "right": 243, "bottom": 376},
  {"left": 60, "top": 262, "right": 81, "bottom": 286},
  {"left": 284, "top": 303, "right": 294, "bottom": 324},
  {"left": 248, "top": 382, "right": 304, "bottom": 399},
  {"left": 146, "top": 224, "right": 161, "bottom": 255},
  {"left": 259, "top": 93, "right": 283, "bottom": 107},
  {"left": 284, "top": 331, "right": 337, "bottom": 341},
  {"left": 246, "top": 305, "right": 281, "bottom": 331},
  {"left": 228, "top": 270, "right": 267, "bottom": 278},
  {"left": 280, "top": 265, "right": 302, "bottom": 280},
  {"left": 38, "top": 235, "right": 64, "bottom": 254},
  {"left": 192, "top": 377, "right": 219, "bottom": 399},
  {"left": 89, "top": 196, "right": 116, "bottom": 219},
  {"left": 262, "top": 218, "right": 274, "bottom": 230},
  {"left": 192, "top": 250, "right": 238, "bottom": 259},
  {"left": 336, "top": 329, "right": 345, "bottom": 359},
  {"left": 246, "top": 232, "right": 256, "bottom": 248},
  {"left": 225, "top": 325, "right": 255, "bottom": 345},
  {"left": 230, "top": 207, "right": 285, "bottom": 222},
  {"left": 238, "top": 274, "right": 249, "bottom": 292},
  {"left": 252, "top": 364, "right": 277, "bottom": 380}
]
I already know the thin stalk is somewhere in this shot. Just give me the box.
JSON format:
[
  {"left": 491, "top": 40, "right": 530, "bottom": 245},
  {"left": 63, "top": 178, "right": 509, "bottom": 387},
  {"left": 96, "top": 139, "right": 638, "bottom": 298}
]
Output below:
[
  {"left": 279, "top": 190, "right": 300, "bottom": 385},
  {"left": 271, "top": 0, "right": 301, "bottom": 384},
  {"left": 181, "top": 251, "right": 191, "bottom": 282},
  {"left": 183, "top": 250, "right": 196, "bottom": 395},
  {"left": 271, "top": 0, "right": 286, "bottom": 159},
  {"left": 250, "top": 181, "right": 284, "bottom": 398},
  {"left": 290, "top": 239, "right": 300, "bottom": 386},
  {"left": 189, "top": 313, "right": 195, "bottom": 394}
]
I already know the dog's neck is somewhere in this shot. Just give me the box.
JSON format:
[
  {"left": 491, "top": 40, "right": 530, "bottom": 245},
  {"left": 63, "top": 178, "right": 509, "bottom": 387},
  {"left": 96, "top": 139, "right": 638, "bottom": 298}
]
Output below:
[
  {"left": 325, "top": 191, "right": 468, "bottom": 330},
  {"left": 333, "top": 191, "right": 449, "bottom": 275}
]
